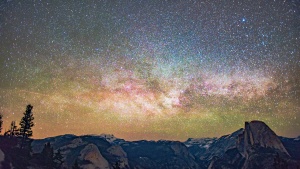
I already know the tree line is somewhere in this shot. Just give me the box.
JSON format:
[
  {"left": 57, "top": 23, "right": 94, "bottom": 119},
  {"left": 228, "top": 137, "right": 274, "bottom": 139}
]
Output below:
[
  {"left": 0, "top": 104, "right": 34, "bottom": 141},
  {"left": 0, "top": 104, "right": 121, "bottom": 169},
  {"left": 0, "top": 104, "right": 65, "bottom": 169}
]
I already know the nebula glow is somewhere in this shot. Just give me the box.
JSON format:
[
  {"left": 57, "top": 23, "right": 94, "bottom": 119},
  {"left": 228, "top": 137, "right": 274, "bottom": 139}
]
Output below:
[{"left": 0, "top": 0, "right": 299, "bottom": 141}]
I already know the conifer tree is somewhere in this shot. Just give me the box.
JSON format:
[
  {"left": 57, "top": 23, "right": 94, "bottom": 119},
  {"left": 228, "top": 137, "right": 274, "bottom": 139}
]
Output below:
[
  {"left": 4, "top": 121, "right": 19, "bottom": 137},
  {"left": 19, "top": 104, "right": 34, "bottom": 140},
  {"left": 42, "top": 142, "right": 54, "bottom": 168},
  {"left": 54, "top": 149, "right": 64, "bottom": 168},
  {"left": 0, "top": 114, "right": 3, "bottom": 134},
  {"left": 113, "top": 161, "right": 121, "bottom": 169},
  {"left": 72, "top": 160, "right": 81, "bottom": 169},
  {"left": 10, "top": 121, "right": 19, "bottom": 137}
]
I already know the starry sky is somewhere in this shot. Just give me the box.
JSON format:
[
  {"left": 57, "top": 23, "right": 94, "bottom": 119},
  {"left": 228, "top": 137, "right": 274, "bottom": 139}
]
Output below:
[{"left": 0, "top": 0, "right": 299, "bottom": 141}]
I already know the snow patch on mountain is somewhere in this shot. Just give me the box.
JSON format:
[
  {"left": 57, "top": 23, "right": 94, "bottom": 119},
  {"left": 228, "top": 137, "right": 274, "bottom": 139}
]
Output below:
[
  {"left": 184, "top": 138, "right": 217, "bottom": 149},
  {"left": 99, "top": 134, "right": 117, "bottom": 143}
]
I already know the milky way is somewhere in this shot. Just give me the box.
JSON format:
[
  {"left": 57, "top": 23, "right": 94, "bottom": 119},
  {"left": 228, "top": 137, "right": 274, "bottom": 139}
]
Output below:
[{"left": 0, "top": 0, "right": 299, "bottom": 140}]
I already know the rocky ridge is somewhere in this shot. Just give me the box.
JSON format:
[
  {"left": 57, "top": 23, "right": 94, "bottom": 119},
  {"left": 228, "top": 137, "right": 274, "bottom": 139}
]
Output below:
[
  {"left": 0, "top": 121, "right": 299, "bottom": 168},
  {"left": 208, "top": 121, "right": 298, "bottom": 169}
]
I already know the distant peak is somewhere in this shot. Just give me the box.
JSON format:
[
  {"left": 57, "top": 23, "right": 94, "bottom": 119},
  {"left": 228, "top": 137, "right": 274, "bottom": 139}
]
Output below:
[
  {"left": 99, "top": 133, "right": 115, "bottom": 138},
  {"left": 244, "top": 120, "right": 290, "bottom": 156},
  {"left": 249, "top": 120, "right": 266, "bottom": 124},
  {"left": 99, "top": 134, "right": 118, "bottom": 143}
]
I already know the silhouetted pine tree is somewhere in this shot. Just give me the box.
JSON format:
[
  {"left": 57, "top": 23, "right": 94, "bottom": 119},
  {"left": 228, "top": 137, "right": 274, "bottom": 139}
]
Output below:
[
  {"left": 19, "top": 104, "right": 34, "bottom": 147},
  {"left": 0, "top": 114, "right": 3, "bottom": 134},
  {"left": 11, "top": 121, "right": 20, "bottom": 137},
  {"left": 113, "top": 161, "right": 121, "bottom": 169},
  {"left": 54, "top": 149, "right": 64, "bottom": 168},
  {"left": 42, "top": 142, "right": 54, "bottom": 168},
  {"left": 72, "top": 159, "right": 81, "bottom": 169},
  {"left": 4, "top": 121, "right": 19, "bottom": 137},
  {"left": 0, "top": 134, "right": 32, "bottom": 169}
]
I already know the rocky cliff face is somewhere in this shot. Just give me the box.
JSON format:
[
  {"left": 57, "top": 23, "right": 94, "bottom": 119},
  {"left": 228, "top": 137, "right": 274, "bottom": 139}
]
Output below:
[
  {"left": 31, "top": 135, "right": 130, "bottom": 169},
  {"left": 208, "top": 120, "right": 299, "bottom": 169},
  {"left": 107, "top": 145, "right": 129, "bottom": 168},
  {"left": 79, "top": 144, "right": 110, "bottom": 169},
  {"left": 244, "top": 121, "right": 290, "bottom": 157}
]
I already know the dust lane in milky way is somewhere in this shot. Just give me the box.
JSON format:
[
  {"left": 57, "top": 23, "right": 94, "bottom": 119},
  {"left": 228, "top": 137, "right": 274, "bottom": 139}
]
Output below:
[{"left": 0, "top": 0, "right": 299, "bottom": 140}]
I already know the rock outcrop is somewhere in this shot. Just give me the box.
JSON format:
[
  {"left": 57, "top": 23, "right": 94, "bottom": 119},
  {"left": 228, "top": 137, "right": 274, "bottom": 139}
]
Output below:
[
  {"left": 80, "top": 144, "right": 110, "bottom": 169},
  {"left": 208, "top": 120, "right": 299, "bottom": 169},
  {"left": 30, "top": 134, "right": 126, "bottom": 169},
  {"left": 107, "top": 145, "right": 129, "bottom": 168},
  {"left": 244, "top": 121, "right": 290, "bottom": 157}
]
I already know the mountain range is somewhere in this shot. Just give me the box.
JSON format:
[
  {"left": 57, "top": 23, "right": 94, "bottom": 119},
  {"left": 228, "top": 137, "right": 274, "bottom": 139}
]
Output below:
[{"left": 0, "top": 120, "right": 299, "bottom": 169}]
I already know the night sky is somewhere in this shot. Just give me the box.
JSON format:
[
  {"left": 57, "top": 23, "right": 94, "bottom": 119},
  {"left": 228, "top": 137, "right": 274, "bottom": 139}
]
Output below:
[{"left": 0, "top": 0, "right": 299, "bottom": 141}]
